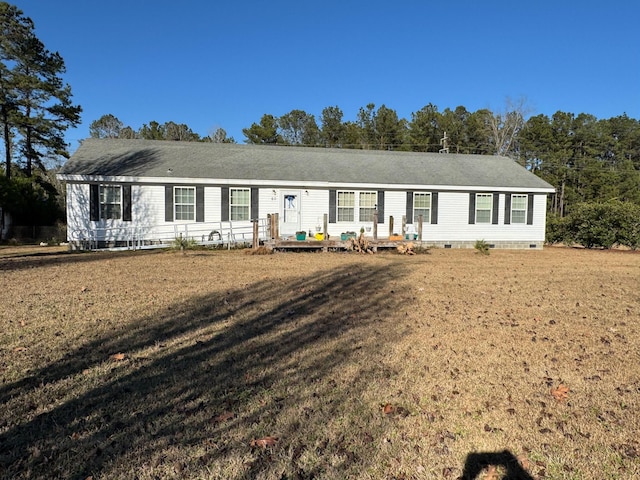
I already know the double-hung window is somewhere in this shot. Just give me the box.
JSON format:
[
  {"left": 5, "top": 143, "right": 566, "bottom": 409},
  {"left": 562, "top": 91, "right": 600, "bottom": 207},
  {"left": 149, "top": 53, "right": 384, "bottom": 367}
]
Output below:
[
  {"left": 510, "top": 194, "right": 527, "bottom": 224},
  {"left": 230, "top": 188, "right": 250, "bottom": 221},
  {"left": 413, "top": 193, "right": 431, "bottom": 223},
  {"left": 174, "top": 187, "right": 195, "bottom": 221},
  {"left": 337, "top": 191, "right": 355, "bottom": 222},
  {"left": 359, "top": 192, "right": 377, "bottom": 222},
  {"left": 475, "top": 193, "right": 493, "bottom": 223},
  {"left": 99, "top": 185, "right": 122, "bottom": 220},
  {"left": 336, "top": 191, "right": 378, "bottom": 222}
]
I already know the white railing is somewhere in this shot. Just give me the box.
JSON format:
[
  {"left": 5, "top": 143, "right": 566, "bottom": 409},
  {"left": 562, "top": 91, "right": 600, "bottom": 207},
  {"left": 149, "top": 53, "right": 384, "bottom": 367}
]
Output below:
[{"left": 69, "top": 218, "right": 270, "bottom": 251}]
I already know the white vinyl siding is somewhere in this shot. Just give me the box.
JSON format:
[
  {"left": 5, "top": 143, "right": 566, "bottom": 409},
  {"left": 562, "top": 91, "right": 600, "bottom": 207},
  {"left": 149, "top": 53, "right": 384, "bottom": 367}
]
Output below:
[
  {"left": 174, "top": 187, "right": 195, "bottom": 221},
  {"left": 475, "top": 193, "right": 493, "bottom": 223},
  {"left": 230, "top": 188, "right": 250, "bottom": 221},
  {"left": 99, "top": 185, "right": 121, "bottom": 220},
  {"left": 337, "top": 191, "right": 355, "bottom": 222},
  {"left": 359, "top": 191, "right": 377, "bottom": 223},
  {"left": 301, "top": 190, "right": 329, "bottom": 232},
  {"left": 414, "top": 192, "right": 431, "bottom": 223},
  {"left": 511, "top": 194, "right": 527, "bottom": 224}
]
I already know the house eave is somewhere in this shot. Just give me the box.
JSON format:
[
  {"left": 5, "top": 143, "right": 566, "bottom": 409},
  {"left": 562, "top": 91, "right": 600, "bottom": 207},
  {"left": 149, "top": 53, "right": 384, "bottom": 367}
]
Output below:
[{"left": 56, "top": 174, "right": 555, "bottom": 194}]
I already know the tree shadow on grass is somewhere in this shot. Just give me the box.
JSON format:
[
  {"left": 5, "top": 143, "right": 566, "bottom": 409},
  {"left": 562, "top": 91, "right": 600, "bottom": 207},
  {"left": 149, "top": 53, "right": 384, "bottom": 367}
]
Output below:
[
  {"left": 0, "top": 248, "right": 165, "bottom": 272},
  {"left": 462, "top": 450, "right": 535, "bottom": 480},
  {"left": 0, "top": 261, "right": 408, "bottom": 479}
]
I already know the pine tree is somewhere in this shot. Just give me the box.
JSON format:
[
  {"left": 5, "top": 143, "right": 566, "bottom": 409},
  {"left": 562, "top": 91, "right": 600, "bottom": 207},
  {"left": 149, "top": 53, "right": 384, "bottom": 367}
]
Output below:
[{"left": 0, "top": 2, "right": 81, "bottom": 178}]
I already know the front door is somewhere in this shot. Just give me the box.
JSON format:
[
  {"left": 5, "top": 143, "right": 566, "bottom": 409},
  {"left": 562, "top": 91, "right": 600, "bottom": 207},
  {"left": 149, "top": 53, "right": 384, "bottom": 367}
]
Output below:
[{"left": 280, "top": 190, "right": 301, "bottom": 235}]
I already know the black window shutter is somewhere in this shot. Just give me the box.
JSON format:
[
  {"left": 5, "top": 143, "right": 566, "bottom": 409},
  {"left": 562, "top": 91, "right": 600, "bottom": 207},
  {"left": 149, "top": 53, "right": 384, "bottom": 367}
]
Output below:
[
  {"left": 431, "top": 192, "right": 438, "bottom": 224},
  {"left": 406, "top": 191, "right": 414, "bottom": 224},
  {"left": 122, "top": 185, "right": 132, "bottom": 222},
  {"left": 221, "top": 187, "right": 229, "bottom": 222},
  {"left": 251, "top": 187, "right": 259, "bottom": 220},
  {"left": 504, "top": 194, "right": 511, "bottom": 225},
  {"left": 492, "top": 193, "right": 499, "bottom": 224},
  {"left": 377, "top": 190, "right": 385, "bottom": 223},
  {"left": 468, "top": 193, "right": 476, "bottom": 224},
  {"left": 329, "top": 189, "right": 336, "bottom": 223},
  {"left": 90, "top": 184, "right": 99, "bottom": 221},
  {"left": 196, "top": 186, "right": 205, "bottom": 222},
  {"left": 165, "top": 186, "right": 173, "bottom": 222},
  {"left": 527, "top": 194, "right": 534, "bottom": 225}
]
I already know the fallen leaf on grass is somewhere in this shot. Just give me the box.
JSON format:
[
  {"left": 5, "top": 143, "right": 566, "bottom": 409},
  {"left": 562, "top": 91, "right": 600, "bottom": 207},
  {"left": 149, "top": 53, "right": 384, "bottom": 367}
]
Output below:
[
  {"left": 250, "top": 436, "right": 278, "bottom": 448},
  {"left": 110, "top": 353, "right": 126, "bottom": 361},
  {"left": 382, "top": 403, "right": 409, "bottom": 417},
  {"left": 551, "top": 384, "right": 570, "bottom": 401},
  {"left": 213, "top": 411, "right": 235, "bottom": 423}
]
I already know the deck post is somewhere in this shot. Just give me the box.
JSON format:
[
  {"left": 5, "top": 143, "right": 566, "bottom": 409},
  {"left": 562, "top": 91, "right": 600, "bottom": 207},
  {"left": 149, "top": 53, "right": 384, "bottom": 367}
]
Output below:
[
  {"left": 373, "top": 211, "right": 378, "bottom": 240},
  {"left": 252, "top": 220, "right": 259, "bottom": 249},
  {"left": 272, "top": 213, "right": 279, "bottom": 240},
  {"left": 418, "top": 214, "right": 423, "bottom": 241},
  {"left": 402, "top": 215, "right": 407, "bottom": 237},
  {"left": 323, "top": 213, "right": 328, "bottom": 239},
  {"left": 389, "top": 216, "right": 394, "bottom": 237}
]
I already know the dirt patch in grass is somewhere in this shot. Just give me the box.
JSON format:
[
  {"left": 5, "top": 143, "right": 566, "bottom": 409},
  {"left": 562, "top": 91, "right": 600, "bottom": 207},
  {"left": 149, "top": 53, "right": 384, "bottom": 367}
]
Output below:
[{"left": 1, "top": 247, "right": 639, "bottom": 479}]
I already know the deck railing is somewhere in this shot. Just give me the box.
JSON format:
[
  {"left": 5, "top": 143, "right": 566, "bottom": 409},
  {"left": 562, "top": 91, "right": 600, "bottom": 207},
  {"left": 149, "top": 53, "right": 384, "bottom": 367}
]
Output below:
[{"left": 69, "top": 218, "right": 270, "bottom": 251}]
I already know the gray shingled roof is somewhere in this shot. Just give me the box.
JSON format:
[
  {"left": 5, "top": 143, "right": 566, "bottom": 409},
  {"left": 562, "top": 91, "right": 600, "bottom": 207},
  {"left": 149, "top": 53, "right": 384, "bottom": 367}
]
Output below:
[{"left": 59, "top": 139, "right": 554, "bottom": 190}]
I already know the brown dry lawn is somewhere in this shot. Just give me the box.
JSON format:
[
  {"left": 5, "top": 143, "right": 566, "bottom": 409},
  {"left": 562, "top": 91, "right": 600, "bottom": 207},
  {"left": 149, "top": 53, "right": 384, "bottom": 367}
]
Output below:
[{"left": 0, "top": 245, "right": 639, "bottom": 480}]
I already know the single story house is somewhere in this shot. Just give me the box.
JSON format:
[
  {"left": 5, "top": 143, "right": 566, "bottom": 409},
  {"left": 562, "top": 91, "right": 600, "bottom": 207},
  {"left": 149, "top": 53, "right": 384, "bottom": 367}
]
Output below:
[{"left": 57, "top": 138, "right": 555, "bottom": 249}]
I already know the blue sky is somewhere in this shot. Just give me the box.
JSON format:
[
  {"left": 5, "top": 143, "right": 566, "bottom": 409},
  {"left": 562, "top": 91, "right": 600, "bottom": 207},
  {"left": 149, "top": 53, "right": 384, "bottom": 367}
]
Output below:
[{"left": 11, "top": 0, "right": 640, "bottom": 153}]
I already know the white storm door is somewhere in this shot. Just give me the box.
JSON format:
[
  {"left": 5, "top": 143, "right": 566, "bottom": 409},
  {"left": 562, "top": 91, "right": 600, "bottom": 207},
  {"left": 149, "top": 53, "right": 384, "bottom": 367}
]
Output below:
[{"left": 280, "top": 190, "right": 301, "bottom": 235}]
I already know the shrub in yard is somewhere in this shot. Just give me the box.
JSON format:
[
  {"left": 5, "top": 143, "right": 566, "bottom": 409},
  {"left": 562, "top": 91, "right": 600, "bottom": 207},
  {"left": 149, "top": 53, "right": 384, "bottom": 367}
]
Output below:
[
  {"left": 614, "top": 201, "right": 640, "bottom": 250},
  {"left": 565, "top": 202, "right": 617, "bottom": 249},
  {"left": 545, "top": 213, "right": 571, "bottom": 245},
  {"left": 563, "top": 200, "right": 640, "bottom": 249},
  {"left": 171, "top": 234, "right": 198, "bottom": 252},
  {"left": 474, "top": 239, "right": 490, "bottom": 255}
]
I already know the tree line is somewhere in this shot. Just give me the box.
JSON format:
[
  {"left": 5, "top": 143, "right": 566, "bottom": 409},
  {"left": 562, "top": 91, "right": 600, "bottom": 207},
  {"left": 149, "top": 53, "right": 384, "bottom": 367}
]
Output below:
[{"left": 88, "top": 114, "right": 235, "bottom": 143}]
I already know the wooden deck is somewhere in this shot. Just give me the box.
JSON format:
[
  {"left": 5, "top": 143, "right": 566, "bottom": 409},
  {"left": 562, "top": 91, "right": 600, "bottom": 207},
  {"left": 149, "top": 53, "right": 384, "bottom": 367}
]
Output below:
[{"left": 264, "top": 239, "right": 415, "bottom": 252}]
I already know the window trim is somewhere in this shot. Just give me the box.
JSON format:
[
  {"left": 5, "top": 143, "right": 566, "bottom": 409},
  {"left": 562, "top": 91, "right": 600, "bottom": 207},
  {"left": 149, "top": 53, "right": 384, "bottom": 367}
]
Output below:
[
  {"left": 337, "top": 191, "right": 355, "bottom": 222},
  {"left": 174, "top": 186, "right": 195, "bottom": 221},
  {"left": 335, "top": 190, "right": 378, "bottom": 223},
  {"left": 358, "top": 191, "right": 377, "bottom": 223},
  {"left": 510, "top": 194, "right": 528, "bottom": 224},
  {"left": 475, "top": 193, "right": 493, "bottom": 224},
  {"left": 99, "top": 184, "right": 122, "bottom": 220},
  {"left": 230, "top": 187, "right": 251, "bottom": 221},
  {"left": 413, "top": 192, "right": 431, "bottom": 224}
]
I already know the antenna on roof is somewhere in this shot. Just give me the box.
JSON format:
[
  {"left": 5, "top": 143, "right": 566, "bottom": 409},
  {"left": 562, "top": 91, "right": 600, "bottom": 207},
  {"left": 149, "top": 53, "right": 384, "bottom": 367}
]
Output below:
[{"left": 439, "top": 132, "right": 449, "bottom": 154}]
